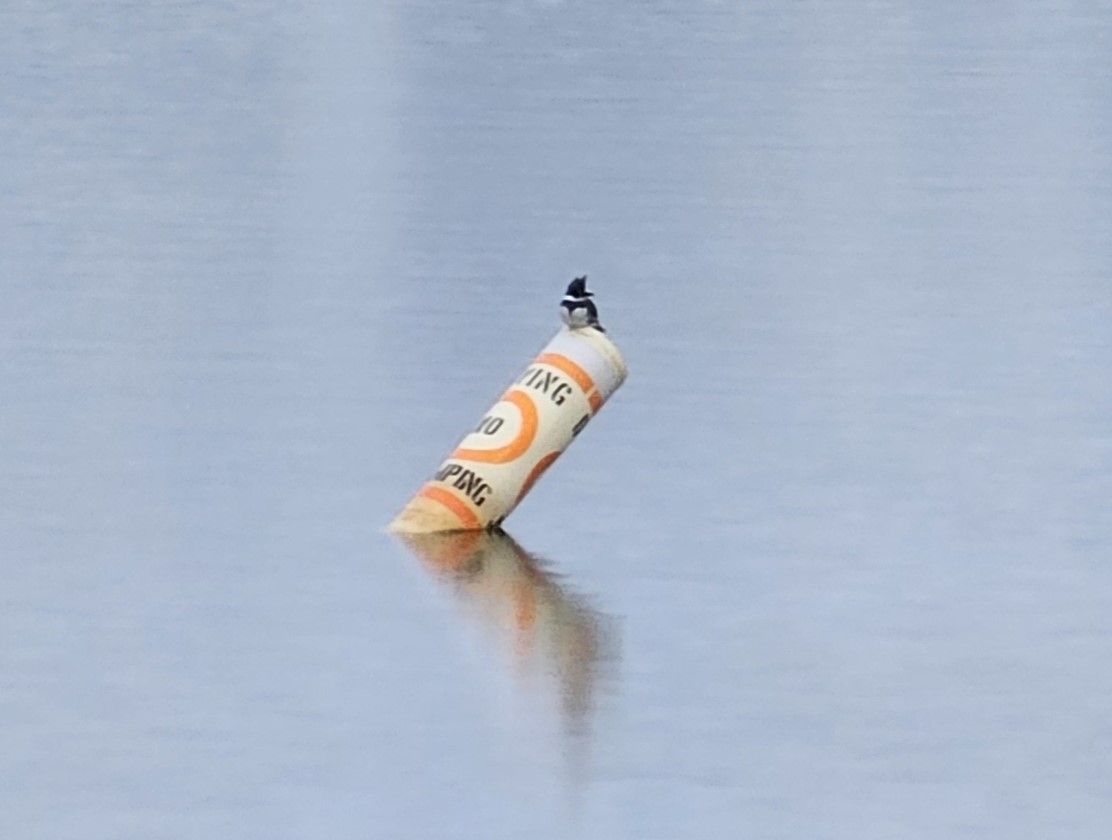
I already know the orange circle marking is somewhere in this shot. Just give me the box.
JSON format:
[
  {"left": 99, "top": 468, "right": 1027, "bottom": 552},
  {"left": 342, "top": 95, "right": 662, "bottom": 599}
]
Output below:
[
  {"left": 453, "top": 390, "right": 539, "bottom": 464},
  {"left": 535, "top": 352, "right": 603, "bottom": 412},
  {"left": 515, "top": 451, "right": 561, "bottom": 507},
  {"left": 417, "top": 485, "right": 483, "bottom": 530}
]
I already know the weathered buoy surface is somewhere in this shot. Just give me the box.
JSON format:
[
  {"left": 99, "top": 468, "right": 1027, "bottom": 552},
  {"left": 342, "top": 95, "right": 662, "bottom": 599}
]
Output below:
[{"left": 389, "top": 326, "right": 627, "bottom": 533}]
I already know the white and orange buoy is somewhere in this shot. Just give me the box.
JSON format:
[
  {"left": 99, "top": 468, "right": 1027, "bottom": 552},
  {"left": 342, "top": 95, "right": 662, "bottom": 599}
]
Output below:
[{"left": 389, "top": 315, "right": 627, "bottom": 534}]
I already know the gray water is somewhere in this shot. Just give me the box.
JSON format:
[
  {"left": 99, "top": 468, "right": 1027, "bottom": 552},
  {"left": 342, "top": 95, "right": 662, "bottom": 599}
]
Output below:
[{"left": 4, "top": 2, "right": 1112, "bottom": 838}]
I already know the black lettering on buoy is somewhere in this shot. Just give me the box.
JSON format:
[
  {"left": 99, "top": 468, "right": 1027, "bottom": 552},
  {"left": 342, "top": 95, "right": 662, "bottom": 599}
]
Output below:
[
  {"left": 435, "top": 463, "right": 464, "bottom": 482},
  {"left": 517, "top": 366, "right": 575, "bottom": 407},
  {"left": 572, "top": 413, "right": 590, "bottom": 437},
  {"left": 473, "top": 483, "right": 490, "bottom": 506},
  {"left": 474, "top": 416, "right": 504, "bottom": 435},
  {"left": 517, "top": 367, "right": 543, "bottom": 387},
  {"left": 436, "top": 463, "right": 492, "bottom": 506},
  {"left": 463, "top": 472, "right": 483, "bottom": 498}
]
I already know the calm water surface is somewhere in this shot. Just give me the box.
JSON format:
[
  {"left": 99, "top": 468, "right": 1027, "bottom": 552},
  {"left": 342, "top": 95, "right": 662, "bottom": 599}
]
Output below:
[{"left": 3, "top": 2, "right": 1112, "bottom": 838}]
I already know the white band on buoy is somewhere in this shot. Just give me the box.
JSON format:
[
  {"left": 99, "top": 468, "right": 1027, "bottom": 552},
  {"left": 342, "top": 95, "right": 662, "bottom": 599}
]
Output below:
[{"left": 390, "top": 327, "right": 627, "bottom": 533}]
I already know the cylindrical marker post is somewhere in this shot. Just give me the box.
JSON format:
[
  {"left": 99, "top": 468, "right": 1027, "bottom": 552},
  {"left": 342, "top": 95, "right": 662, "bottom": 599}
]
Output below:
[{"left": 389, "top": 327, "right": 627, "bottom": 533}]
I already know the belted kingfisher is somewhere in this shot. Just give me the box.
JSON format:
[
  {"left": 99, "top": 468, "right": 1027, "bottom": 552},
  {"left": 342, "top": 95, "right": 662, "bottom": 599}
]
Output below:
[{"left": 559, "top": 275, "right": 605, "bottom": 332}]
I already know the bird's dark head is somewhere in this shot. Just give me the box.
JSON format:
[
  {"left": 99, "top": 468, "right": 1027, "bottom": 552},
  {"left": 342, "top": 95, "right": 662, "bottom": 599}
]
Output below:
[{"left": 566, "top": 275, "right": 593, "bottom": 297}]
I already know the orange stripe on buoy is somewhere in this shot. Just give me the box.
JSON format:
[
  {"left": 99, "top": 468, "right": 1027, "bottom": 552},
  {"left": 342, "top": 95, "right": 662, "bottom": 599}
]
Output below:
[
  {"left": 417, "top": 485, "right": 482, "bottom": 530},
  {"left": 535, "top": 352, "right": 602, "bottom": 412},
  {"left": 452, "top": 390, "right": 539, "bottom": 465}
]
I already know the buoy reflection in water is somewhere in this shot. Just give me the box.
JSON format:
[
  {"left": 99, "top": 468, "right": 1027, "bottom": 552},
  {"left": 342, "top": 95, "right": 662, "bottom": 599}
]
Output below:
[{"left": 396, "top": 530, "right": 619, "bottom": 746}]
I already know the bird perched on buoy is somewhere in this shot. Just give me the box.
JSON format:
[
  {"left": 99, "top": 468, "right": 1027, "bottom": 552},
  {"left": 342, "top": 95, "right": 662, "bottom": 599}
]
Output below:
[{"left": 559, "top": 275, "right": 605, "bottom": 332}]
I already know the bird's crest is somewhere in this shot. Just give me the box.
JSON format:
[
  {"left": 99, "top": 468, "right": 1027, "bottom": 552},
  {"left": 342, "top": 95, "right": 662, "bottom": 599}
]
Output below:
[{"left": 566, "top": 275, "right": 593, "bottom": 297}]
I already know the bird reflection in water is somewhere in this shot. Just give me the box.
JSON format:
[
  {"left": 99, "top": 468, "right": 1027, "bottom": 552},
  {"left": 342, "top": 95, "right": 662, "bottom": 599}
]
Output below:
[{"left": 396, "top": 529, "right": 618, "bottom": 765}]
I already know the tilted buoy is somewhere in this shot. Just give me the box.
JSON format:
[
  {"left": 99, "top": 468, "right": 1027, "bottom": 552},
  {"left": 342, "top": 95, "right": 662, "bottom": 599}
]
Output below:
[{"left": 390, "top": 279, "right": 626, "bottom": 533}]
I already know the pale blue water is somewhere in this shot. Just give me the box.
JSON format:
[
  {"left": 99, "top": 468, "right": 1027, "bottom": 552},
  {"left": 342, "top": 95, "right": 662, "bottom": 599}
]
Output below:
[{"left": 3, "top": 2, "right": 1112, "bottom": 838}]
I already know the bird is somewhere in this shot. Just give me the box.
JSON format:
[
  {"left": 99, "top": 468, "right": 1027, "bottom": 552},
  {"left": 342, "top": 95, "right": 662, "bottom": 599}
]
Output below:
[{"left": 559, "top": 275, "right": 605, "bottom": 332}]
